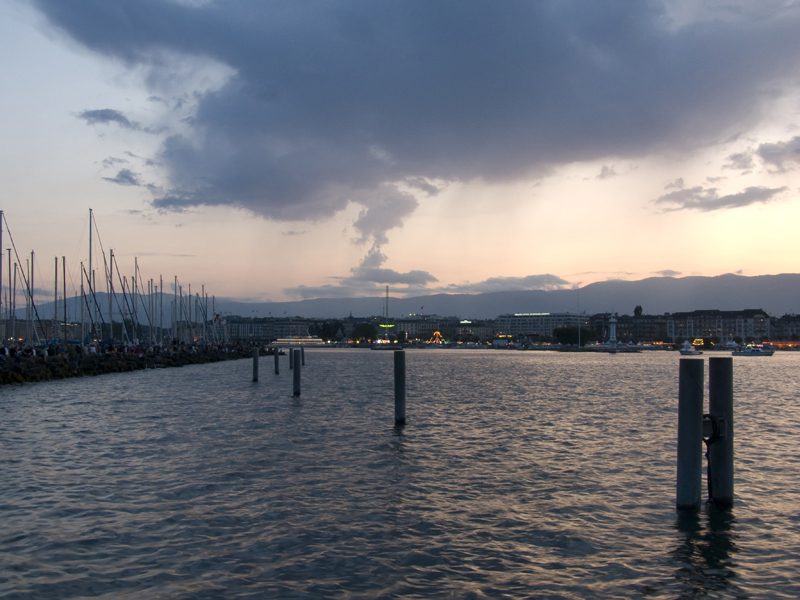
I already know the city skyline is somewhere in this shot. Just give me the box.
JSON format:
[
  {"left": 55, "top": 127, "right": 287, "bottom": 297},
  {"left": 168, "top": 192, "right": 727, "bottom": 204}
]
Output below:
[{"left": 2, "top": 1, "right": 800, "bottom": 303}]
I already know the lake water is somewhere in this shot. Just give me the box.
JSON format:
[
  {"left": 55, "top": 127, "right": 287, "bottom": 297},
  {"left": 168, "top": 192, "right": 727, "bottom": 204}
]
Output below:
[{"left": 1, "top": 350, "right": 799, "bottom": 599}]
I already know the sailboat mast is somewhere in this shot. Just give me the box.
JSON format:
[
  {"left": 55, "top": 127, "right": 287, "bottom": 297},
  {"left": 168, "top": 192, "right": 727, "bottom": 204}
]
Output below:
[
  {"left": 12, "top": 262, "right": 17, "bottom": 344},
  {"left": 108, "top": 249, "right": 114, "bottom": 343},
  {"left": 54, "top": 256, "right": 58, "bottom": 340},
  {"left": 212, "top": 295, "right": 216, "bottom": 344},
  {"left": 31, "top": 251, "right": 35, "bottom": 342},
  {"left": 92, "top": 269, "right": 96, "bottom": 341},
  {"left": 62, "top": 256, "right": 66, "bottom": 345},
  {"left": 0, "top": 210, "right": 3, "bottom": 342},
  {"left": 25, "top": 259, "right": 29, "bottom": 343},
  {"left": 133, "top": 258, "right": 138, "bottom": 343},
  {"left": 89, "top": 208, "right": 93, "bottom": 338},
  {"left": 148, "top": 279, "right": 153, "bottom": 346},
  {"left": 134, "top": 276, "right": 138, "bottom": 344},
  {"left": 8, "top": 250, "right": 12, "bottom": 343},
  {"left": 80, "top": 261, "right": 85, "bottom": 350},
  {"left": 173, "top": 276, "right": 177, "bottom": 343}
]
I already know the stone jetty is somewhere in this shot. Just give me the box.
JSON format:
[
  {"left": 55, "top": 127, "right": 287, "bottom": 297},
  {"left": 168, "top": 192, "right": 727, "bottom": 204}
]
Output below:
[{"left": 0, "top": 343, "right": 273, "bottom": 386}]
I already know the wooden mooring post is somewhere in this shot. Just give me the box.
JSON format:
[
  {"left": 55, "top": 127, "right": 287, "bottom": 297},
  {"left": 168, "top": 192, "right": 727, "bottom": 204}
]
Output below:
[
  {"left": 252, "top": 347, "right": 259, "bottom": 382},
  {"left": 394, "top": 350, "right": 406, "bottom": 425},
  {"left": 676, "top": 359, "right": 704, "bottom": 510},
  {"left": 274, "top": 346, "right": 280, "bottom": 375},
  {"left": 292, "top": 349, "right": 301, "bottom": 396},
  {"left": 708, "top": 357, "right": 734, "bottom": 508}
]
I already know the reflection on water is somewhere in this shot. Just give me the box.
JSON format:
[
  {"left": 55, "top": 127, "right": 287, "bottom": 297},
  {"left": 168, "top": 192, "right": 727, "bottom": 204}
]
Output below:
[
  {"left": 674, "top": 508, "right": 739, "bottom": 597},
  {"left": 1, "top": 350, "right": 799, "bottom": 598}
]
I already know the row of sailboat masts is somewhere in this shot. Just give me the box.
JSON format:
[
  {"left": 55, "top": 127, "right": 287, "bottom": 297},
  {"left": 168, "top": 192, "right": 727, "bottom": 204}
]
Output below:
[
  {"left": 0, "top": 209, "right": 227, "bottom": 347},
  {"left": 12, "top": 255, "right": 224, "bottom": 347}
]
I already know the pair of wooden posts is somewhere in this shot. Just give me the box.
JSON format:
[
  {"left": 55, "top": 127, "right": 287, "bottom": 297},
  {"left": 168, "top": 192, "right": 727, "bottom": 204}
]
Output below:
[
  {"left": 253, "top": 346, "right": 304, "bottom": 396},
  {"left": 252, "top": 346, "right": 407, "bottom": 424},
  {"left": 677, "top": 357, "right": 734, "bottom": 510}
]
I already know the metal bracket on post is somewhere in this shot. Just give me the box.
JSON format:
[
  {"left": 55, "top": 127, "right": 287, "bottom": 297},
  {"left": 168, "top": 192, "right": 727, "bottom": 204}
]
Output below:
[{"left": 702, "top": 414, "right": 726, "bottom": 442}]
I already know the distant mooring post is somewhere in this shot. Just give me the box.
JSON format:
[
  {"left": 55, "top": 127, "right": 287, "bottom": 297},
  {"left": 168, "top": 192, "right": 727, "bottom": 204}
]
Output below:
[
  {"left": 301, "top": 346, "right": 305, "bottom": 365},
  {"left": 252, "top": 347, "right": 259, "bottom": 382},
  {"left": 676, "top": 359, "right": 704, "bottom": 510},
  {"left": 289, "top": 348, "right": 294, "bottom": 370},
  {"left": 394, "top": 350, "right": 406, "bottom": 425},
  {"left": 292, "top": 349, "right": 301, "bottom": 396},
  {"left": 274, "top": 346, "right": 280, "bottom": 375},
  {"left": 708, "top": 357, "right": 734, "bottom": 508}
]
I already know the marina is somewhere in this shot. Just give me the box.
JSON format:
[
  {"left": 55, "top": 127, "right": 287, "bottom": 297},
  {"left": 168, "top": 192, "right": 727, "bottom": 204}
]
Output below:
[
  {"left": 0, "top": 210, "right": 226, "bottom": 350},
  {"left": 2, "top": 350, "right": 799, "bottom": 598}
]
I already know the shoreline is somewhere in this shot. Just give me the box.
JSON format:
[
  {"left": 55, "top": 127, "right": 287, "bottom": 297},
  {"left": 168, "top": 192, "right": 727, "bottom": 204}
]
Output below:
[{"left": 0, "top": 344, "right": 268, "bottom": 386}]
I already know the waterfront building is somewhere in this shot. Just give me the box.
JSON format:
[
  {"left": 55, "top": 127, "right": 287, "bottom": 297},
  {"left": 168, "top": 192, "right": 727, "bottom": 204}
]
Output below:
[
  {"left": 606, "top": 313, "right": 669, "bottom": 343},
  {"left": 454, "top": 319, "right": 495, "bottom": 341},
  {"left": 394, "top": 314, "right": 442, "bottom": 341},
  {"left": 666, "top": 309, "right": 771, "bottom": 341},
  {"left": 226, "top": 317, "right": 314, "bottom": 342},
  {"left": 775, "top": 314, "right": 800, "bottom": 340},
  {"left": 496, "top": 312, "right": 587, "bottom": 339}
]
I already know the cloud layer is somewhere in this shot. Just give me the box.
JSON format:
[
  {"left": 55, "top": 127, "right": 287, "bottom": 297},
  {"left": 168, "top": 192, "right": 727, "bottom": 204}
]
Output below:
[
  {"left": 30, "top": 1, "right": 800, "bottom": 298},
  {"left": 36, "top": 0, "right": 800, "bottom": 220},
  {"left": 284, "top": 272, "right": 569, "bottom": 300},
  {"left": 654, "top": 184, "right": 787, "bottom": 212}
]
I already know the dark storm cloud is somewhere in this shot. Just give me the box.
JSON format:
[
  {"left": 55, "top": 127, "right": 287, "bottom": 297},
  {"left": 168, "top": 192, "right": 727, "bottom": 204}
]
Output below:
[
  {"left": 102, "top": 156, "right": 128, "bottom": 168},
  {"left": 654, "top": 185, "right": 787, "bottom": 212},
  {"left": 34, "top": 0, "right": 800, "bottom": 223},
  {"left": 724, "top": 151, "right": 754, "bottom": 171},
  {"left": 664, "top": 178, "right": 685, "bottom": 190},
  {"left": 406, "top": 177, "right": 442, "bottom": 196},
  {"left": 284, "top": 264, "right": 438, "bottom": 299},
  {"left": 756, "top": 136, "right": 800, "bottom": 172},
  {"left": 79, "top": 108, "right": 138, "bottom": 129},
  {"left": 597, "top": 165, "right": 617, "bottom": 180},
  {"left": 79, "top": 108, "right": 165, "bottom": 134},
  {"left": 102, "top": 168, "right": 142, "bottom": 186},
  {"left": 350, "top": 267, "right": 438, "bottom": 286}
]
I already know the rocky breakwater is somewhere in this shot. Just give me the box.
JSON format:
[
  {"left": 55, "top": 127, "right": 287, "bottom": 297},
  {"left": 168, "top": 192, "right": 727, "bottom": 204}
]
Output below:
[{"left": 0, "top": 344, "right": 271, "bottom": 386}]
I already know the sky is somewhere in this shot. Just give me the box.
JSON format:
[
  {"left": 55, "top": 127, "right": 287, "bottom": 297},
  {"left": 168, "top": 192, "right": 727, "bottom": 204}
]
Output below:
[{"left": 2, "top": 0, "right": 800, "bottom": 305}]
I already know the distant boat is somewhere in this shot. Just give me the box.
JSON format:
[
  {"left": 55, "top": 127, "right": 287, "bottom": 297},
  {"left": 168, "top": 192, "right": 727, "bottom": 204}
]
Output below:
[
  {"left": 732, "top": 345, "right": 774, "bottom": 356},
  {"left": 679, "top": 341, "right": 703, "bottom": 356}
]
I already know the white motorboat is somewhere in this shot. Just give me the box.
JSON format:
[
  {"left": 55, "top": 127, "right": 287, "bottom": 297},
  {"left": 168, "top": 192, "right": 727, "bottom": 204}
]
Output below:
[
  {"left": 679, "top": 341, "right": 703, "bottom": 355},
  {"left": 731, "top": 345, "right": 774, "bottom": 356}
]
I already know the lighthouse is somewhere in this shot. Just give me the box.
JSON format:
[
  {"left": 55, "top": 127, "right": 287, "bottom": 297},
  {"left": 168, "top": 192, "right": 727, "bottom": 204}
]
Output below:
[{"left": 608, "top": 313, "right": 618, "bottom": 348}]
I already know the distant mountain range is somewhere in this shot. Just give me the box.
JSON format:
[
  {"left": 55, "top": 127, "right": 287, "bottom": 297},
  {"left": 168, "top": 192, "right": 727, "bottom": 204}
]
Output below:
[
  {"left": 212, "top": 274, "right": 800, "bottom": 320},
  {"left": 21, "top": 274, "right": 800, "bottom": 323}
]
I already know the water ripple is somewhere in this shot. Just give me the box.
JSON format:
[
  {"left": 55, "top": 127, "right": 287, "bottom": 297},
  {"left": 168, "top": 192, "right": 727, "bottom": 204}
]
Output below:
[{"left": 1, "top": 350, "right": 799, "bottom": 598}]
